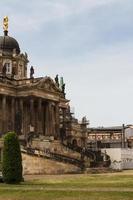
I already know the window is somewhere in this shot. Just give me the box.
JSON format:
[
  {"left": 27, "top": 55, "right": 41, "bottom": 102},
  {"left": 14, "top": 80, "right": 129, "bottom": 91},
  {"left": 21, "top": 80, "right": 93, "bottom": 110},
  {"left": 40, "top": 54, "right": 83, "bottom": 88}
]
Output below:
[
  {"left": 19, "top": 65, "right": 23, "bottom": 76},
  {"left": 4, "top": 60, "right": 12, "bottom": 74},
  {"left": 5, "top": 62, "right": 12, "bottom": 74}
]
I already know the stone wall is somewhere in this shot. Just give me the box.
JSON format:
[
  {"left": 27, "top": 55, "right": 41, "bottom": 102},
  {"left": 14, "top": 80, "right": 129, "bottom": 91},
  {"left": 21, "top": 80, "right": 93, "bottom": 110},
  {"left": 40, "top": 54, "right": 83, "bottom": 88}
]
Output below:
[
  {"left": 121, "top": 149, "right": 133, "bottom": 169},
  {"left": 22, "top": 153, "right": 81, "bottom": 175},
  {"left": 102, "top": 148, "right": 122, "bottom": 170},
  {"left": 102, "top": 148, "right": 133, "bottom": 170},
  {"left": 31, "top": 139, "right": 81, "bottom": 159}
]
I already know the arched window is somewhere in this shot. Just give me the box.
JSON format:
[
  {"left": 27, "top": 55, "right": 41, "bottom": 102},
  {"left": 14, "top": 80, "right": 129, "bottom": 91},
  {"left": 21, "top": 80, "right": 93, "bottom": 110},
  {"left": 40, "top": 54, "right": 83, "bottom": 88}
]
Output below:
[
  {"left": 5, "top": 63, "right": 11, "bottom": 74},
  {"left": 3, "top": 60, "right": 12, "bottom": 74}
]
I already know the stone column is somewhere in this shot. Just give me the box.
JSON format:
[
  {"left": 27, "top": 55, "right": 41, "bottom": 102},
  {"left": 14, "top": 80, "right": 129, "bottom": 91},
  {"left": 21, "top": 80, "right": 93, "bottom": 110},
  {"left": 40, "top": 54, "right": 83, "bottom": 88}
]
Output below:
[
  {"left": 2, "top": 95, "right": 6, "bottom": 134},
  {"left": 45, "top": 102, "right": 51, "bottom": 136},
  {"left": 11, "top": 97, "right": 15, "bottom": 131},
  {"left": 20, "top": 99, "right": 24, "bottom": 135},
  {"left": 44, "top": 103, "right": 48, "bottom": 136},
  {"left": 14, "top": 98, "right": 18, "bottom": 134},
  {"left": 62, "top": 108, "right": 66, "bottom": 129},
  {"left": 38, "top": 98, "right": 43, "bottom": 134},
  {"left": 49, "top": 102, "right": 54, "bottom": 137},
  {"left": 51, "top": 103, "right": 56, "bottom": 138},
  {"left": 24, "top": 101, "right": 28, "bottom": 140},
  {"left": 55, "top": 103, "right": 60, "bottom": 139},
  {"left": 61, "top": 108, "right": 67, "bottom": 141},
  {"left": 30, "top": 99, "right": 34, "bottom": 132},
  {"left": 14, "top": 98, "right": 23, "bottom": 135}
]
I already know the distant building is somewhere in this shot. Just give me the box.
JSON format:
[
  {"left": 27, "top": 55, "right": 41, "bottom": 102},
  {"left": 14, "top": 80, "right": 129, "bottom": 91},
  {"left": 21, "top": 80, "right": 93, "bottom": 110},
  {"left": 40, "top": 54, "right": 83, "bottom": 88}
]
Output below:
[{"left": 87, "top": 125, "right": 133, "bottom": 149}]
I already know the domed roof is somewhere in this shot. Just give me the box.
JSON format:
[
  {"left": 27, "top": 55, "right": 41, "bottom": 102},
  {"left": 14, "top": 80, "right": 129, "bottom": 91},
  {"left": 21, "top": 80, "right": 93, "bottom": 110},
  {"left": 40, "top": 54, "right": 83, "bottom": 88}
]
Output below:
[{"left": 0, "top": 32, "right": 20, "bottom": 55}]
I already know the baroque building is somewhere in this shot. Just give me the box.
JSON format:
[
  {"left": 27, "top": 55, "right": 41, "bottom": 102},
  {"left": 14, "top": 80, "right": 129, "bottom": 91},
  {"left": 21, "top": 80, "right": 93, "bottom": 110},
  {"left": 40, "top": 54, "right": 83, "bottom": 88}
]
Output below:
[
  {"left": 1, "top": 17, "right": 123, "bottom": 173},
  {"left": 0, "top": 17, "right": 133, "bottom": 173},
  {"left": 0, "top": 17, "right": 69, "bottom": 144}
]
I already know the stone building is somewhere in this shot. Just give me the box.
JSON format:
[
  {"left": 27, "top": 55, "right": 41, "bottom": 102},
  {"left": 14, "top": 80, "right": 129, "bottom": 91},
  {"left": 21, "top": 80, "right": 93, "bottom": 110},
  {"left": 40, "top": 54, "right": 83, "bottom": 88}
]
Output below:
[
  {"left": 0, "top": 17, "right": 69, "bottom": 144},
  {"left": 2, "top": 17, "right": 133, "bottom": 172}
]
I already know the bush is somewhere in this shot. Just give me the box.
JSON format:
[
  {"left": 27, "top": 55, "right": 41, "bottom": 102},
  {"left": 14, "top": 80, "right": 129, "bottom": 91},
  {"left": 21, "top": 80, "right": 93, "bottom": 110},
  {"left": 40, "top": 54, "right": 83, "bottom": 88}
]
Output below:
[{"left": 2, "top": 132, "right": 23, "bottom": 184}]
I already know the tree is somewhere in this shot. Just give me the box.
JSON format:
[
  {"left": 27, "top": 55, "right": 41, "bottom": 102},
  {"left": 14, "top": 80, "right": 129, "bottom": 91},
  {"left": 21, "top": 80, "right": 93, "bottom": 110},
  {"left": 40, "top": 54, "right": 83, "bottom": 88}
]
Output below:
[{"left": 2, "top": 132, "right": 23, "bottom": 184}]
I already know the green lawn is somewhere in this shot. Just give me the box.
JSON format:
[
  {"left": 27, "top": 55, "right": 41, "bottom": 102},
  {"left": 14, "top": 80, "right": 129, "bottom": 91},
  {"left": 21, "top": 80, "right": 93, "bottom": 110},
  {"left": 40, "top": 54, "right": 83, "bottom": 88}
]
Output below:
[{"left": 0, "top": 171, "right": 133, "bottom": 200}]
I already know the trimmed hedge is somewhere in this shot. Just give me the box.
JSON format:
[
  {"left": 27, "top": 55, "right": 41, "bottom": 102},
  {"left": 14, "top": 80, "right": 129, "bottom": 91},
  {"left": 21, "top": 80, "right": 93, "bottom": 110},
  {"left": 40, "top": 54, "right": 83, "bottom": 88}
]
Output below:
[{"left": 2, "top": 132, "right": 22, "bottom": 184}]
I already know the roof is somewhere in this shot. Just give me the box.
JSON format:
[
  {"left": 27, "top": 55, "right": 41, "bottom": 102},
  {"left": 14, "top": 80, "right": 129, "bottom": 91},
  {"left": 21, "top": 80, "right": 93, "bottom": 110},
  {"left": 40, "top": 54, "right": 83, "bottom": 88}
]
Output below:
[
  {"left": 88, "top": 126, "right": 128, "bottom": 132},
  {"left": 0, "top": 34, "right": 20, "bottom": 55}
]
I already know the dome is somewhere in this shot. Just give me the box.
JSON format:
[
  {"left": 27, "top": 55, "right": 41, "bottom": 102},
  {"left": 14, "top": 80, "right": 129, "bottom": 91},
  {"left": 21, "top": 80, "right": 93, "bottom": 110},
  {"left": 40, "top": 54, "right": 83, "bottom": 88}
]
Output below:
[{"left": 0, "top": 33, "right": 20, "bottom": 55}]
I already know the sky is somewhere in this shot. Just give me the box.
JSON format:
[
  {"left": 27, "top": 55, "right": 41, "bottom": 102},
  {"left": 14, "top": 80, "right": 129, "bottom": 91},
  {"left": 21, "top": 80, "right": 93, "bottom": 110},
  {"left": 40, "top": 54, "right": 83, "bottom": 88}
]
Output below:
[{"left": 0, "top": 0, "right": 133, "bottom": 127}]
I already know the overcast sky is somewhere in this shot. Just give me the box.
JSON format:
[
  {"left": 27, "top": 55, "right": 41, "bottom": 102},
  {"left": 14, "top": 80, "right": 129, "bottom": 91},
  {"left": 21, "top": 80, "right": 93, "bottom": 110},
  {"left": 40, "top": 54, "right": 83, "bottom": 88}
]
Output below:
[{"left": 0, "top": 0, "right": 133, "bottom": 127}]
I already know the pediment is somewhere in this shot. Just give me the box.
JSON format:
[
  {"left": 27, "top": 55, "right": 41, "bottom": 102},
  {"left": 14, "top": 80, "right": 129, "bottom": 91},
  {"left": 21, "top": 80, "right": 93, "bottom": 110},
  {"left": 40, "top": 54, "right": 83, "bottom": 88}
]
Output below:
[{"left": 36, "top": 77, "right": 61, "bottom": 93}]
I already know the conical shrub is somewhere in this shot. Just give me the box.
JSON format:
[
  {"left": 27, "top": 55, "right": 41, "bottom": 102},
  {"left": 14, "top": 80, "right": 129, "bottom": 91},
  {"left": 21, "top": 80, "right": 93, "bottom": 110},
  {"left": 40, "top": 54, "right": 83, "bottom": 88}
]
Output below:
[{"left": 2, "top": 132, "right": 22, "bottom": 184}]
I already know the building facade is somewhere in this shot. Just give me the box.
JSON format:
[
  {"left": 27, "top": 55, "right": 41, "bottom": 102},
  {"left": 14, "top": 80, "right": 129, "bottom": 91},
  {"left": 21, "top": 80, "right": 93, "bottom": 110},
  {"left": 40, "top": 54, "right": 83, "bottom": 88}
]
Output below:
[
  {"left": 1, "top": 17, "right": 133, "bottom": 172},
  {"left": 0, "top": 19, "right": 69, "bottom": 144}
]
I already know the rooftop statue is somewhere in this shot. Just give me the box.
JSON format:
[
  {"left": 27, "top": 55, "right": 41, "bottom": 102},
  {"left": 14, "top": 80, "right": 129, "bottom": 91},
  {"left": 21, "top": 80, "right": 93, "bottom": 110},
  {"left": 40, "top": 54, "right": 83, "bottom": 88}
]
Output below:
[
  {"left": 55, "top": 74, "right": 59, "bottom": 87},
  {"left": 30, "top": 66, "right": 34, "bottom": 78},
  {"left": 62, "top": 83, "right": 65, "bottom": 94},
  {"left": 82, "top": 116, "right": 87, "bottom": 123},
  {"left": 3, "top": 16, "right": 8, "bottom": 31}
]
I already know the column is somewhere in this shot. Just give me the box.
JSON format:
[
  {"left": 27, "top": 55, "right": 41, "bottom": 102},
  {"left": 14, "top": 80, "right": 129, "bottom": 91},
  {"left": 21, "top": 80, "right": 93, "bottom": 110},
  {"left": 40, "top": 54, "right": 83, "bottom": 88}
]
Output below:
[
  {"left": 30, "top": 99, "right": 34, "bottom": 132},
  {"left": 20, "top": 98, "right": 24, "bottom": 135},
  {"left": 24, "top": 101, "right": 28, "bottom": 141},
  {"left": 14, "top": 98, "right": 18, "bottom": 134},
  {"left": 49, "top": 102, "right": 53, "bottom": 136},
  {"left": 2, "top": 95, "right": 6, "bottom": 134},
  {"left": 11, "top": 97, "right": 15, "bottom": 131},
  {"left": 15, "top": 98, "right": 23, "bottom": 135},
  {"left": 38, "top": 98, "right": 43, "bottom": 134},
  {"left": 51, "top": 104, "right": 56, "bottom": 137},
  {"left": 62, "top": 108, "right": 67, "bottom": 138},
  {"left": 62, "top": 108, "right": 66, "bottom": 129},
  {"left": 55, "top": 103, "right": 60, "bottom": 139},
  {"left": 45, "top": 102, "right": 51, "bottom": 136},
  {"left": 45, "top": 102, "right": 48, "bottom": 136}
]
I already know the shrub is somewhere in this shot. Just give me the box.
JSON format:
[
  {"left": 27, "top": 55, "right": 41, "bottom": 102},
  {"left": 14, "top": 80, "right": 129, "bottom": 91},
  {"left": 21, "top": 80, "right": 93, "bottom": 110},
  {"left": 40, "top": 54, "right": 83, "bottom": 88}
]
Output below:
[{"left": 2, "top": 132, "right": 23, "bottom": 184}]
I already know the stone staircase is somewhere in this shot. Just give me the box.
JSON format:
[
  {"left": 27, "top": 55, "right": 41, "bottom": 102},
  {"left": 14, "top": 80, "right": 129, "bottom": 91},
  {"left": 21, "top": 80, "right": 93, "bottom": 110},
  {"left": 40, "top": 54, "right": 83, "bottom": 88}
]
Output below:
[
  {"left": 62, "top": 143, "right": 111, "bottom": 168},
  {"left": 21, "top": 139, "right": 111, "bottom": 170},
  {"left": 21, "top": 147, "right": 85, "bottom": 169}
]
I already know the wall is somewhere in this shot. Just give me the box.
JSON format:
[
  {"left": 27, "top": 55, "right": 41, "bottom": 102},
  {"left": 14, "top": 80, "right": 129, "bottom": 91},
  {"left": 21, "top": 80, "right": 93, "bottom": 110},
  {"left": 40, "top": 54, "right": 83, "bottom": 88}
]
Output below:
[
  {"left": 102, "top": 148, "right": 122, "bottom": 170},
  {"left": 31, "top": 139, "right": 81, "bottom": 159},
  {"left": 121, "top": 149, "right": 133, "bottom": 169},
  {"left": 102, "top": 148, "right": 133, "bottom": 170},
  {"left": 22, "top": 153, "right": 81, "bottom": 175}
]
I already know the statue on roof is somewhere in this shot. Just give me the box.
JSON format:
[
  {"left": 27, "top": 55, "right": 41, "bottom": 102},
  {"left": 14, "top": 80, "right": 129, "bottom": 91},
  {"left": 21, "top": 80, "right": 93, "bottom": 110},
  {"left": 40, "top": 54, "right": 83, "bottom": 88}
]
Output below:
[
  {"left": 55, "top": 74, "right": 59, "bottom": 87},
  {"left": 60, "top": 77, "right": 63, "bottom": 89},
  {"left": 25, "top": 52, "right": 28, "bottom": 59},
  {"left": 30, "top": 66, "right": 34, "bottom": 79},
  {"left": 82, "top": 116, "right": 87, "bottom": 123},
  {"left": 62, "top": 83, "right": 65, "bottom": 94},
  {"left": 3, "top": 16, "right": 8, "bottom": 32}
]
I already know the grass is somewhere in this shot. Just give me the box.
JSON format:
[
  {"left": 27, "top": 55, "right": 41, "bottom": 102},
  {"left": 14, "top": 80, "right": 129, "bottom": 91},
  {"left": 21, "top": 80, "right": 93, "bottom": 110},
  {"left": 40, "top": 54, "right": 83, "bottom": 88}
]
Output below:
[
  {"left": 0, "top": 190, "right": 133, "bottom": 200},
  {"left": 0, "top": 171, "right": 133, "bottom": 199}
]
